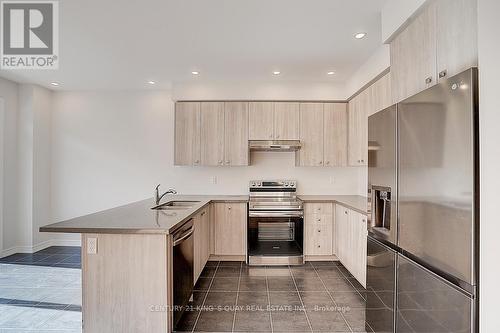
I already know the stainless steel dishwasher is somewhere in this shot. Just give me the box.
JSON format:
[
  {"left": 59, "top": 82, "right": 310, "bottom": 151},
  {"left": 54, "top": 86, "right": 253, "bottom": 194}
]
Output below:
[{"left": 172, "top": 218, "right": 194, "bottom": 328}]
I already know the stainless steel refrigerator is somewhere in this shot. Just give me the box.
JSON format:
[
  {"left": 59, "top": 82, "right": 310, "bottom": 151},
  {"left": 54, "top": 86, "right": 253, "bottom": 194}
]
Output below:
[{"left": 366, "top": 68, "right": 479, "bottom": 333}]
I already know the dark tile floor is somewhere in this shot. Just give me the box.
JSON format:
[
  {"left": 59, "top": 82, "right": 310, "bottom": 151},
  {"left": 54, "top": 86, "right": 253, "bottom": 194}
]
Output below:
[
  {"left": 0, "top": 246, "right": 82, "bottom": 332},
  {"left": 175, "top": 261, "right": 375, "bottom": 333},
  {"left": 0, "top": 246, "right": 81, "bottom": 269}
]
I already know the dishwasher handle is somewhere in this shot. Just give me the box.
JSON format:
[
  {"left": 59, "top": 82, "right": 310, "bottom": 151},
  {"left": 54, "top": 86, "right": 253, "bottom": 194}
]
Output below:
[{"left": 173, "top": 227, "right": 194, "bottom": 246}]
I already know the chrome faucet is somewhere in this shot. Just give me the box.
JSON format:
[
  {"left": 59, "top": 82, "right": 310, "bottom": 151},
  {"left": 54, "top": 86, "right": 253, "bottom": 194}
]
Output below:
[{"left": 155, "top": 184, "right": 177, "bottom": 205}]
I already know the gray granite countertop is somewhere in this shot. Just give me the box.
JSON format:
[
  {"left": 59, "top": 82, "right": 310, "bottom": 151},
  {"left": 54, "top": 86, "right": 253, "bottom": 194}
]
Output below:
[
  {"left": 40, "top": 195, "right": 248, "bottom": 235},
  {"left": 298, "top": 195, "right": 369, "bottom": 215}
]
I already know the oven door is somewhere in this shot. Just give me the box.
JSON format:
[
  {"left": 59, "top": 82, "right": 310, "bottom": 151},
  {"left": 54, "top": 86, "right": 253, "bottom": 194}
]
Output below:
[{"left": 247, "top": 210, "right": 303, "bottom": 265}]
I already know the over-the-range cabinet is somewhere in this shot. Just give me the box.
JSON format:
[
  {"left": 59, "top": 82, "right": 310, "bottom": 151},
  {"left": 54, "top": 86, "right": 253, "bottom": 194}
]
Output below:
[{"left": 367, "top": 68, "right": 478, "bottom": 333}]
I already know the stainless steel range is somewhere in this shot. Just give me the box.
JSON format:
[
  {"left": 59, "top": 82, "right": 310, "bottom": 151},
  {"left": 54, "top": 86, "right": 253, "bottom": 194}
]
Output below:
[{"left": 247, "top": 180, "right": 304, "bottom": 266}]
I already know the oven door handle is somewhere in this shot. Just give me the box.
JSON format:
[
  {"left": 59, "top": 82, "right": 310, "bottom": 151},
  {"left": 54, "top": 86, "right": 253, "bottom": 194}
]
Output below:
[{"left": 249, "top": 211, "right": 304, "bottom": 218}]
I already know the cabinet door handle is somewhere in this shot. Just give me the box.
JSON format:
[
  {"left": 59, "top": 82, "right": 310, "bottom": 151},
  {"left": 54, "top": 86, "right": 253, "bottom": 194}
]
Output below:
[
  {"left": 318, "top": 229, "right": 321, "bottom": 233},
  {"left": 344, "top": 211, "right": 348, "bottom": 214},
  {"left": 425, "top": 76, "right": 433, "bottom": 84},
  {"left": 439, "top": 70, "right": 447, "bottom": 79},
  {"left": 326, "top": 161, "right": 330, "bottom": 165},
  {"left": 218, "top": 160, "right": 223, "bottom": 165},
  {"left": 317, "top": 218, "right": 321, "bottom": 222},
  {"left": 319, "top": 161, "right": 323, "bottom": 165},
  {"left": 225, "top": 160, "right": 230, "bottom": 165},
  {"left": 317, "top": 245, "right": 321, "bottom": 248},
  {"left": 228, "top": 206, "right": 231, "bottom": 210},
  {"left": 201, "top": 211, "right": 206, "bottom": 216}
]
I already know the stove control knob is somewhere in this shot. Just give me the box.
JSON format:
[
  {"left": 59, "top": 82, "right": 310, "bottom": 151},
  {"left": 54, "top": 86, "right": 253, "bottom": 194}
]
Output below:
[
  {"left": 251, "top": 182, "right": 256, "bottom": 187},
  {"left": 257, "top": 182, "right": 262, "bottom": 187},
  {"left": 284, "top": 182, "right": 289, "bottom": 187}
]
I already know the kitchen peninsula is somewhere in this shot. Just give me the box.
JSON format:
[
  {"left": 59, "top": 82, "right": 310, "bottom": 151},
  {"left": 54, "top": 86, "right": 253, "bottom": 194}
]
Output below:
[{"left": 40, "top": 194, "right": 368, "bottom": 333}]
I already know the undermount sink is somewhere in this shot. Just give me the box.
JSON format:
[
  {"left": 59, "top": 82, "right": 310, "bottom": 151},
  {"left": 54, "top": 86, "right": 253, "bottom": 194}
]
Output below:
[{"left": 151, "top": 200, "right": 200, "bottom": 210}]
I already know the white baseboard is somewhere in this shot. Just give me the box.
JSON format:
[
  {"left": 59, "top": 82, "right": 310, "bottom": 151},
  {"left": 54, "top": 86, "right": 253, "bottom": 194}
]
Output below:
[{"left": 0, "top": 238, "right": 82, "bottom": 258}]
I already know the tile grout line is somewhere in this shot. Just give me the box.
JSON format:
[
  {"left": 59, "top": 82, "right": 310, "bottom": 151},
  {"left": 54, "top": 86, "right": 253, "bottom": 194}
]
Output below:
[
  {"left": 230, "top": 262, "right": 243, "bottom": 333},
  {"left": 289, "top": 264, "right": 313, "bottom": 333},
  {"left": 264, "top": 265, "right": 274, "bottom": 333},
  {"left": 190, "top": 261, "right": 220, "bottom": 333},
  {"left": 311, "top": 264, "right": 354, "bottom": 333}
]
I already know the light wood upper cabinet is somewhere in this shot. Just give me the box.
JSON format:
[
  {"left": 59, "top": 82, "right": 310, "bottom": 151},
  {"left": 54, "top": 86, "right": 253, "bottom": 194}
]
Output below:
[
  {"left": 224, "top": 102, "right": 249, "bottom": 166},
  {"left": 274, "top": 102, "right": 299, "bottom": 140},
  {"left": 436, "top": 0, "right": 477, "bottom": 82},
  {"left": 249, "top": 102, "right": 274, "bottom": 140},
  {"left": 370, "top": 72, "right": 392, "bottom": 115},
  {"left": 391, "top": 1, "right": 437, "bottom": 104},
  {"left": 391, "top": 0, "right": 477, "bottom": 103},
  {"left": 297, "top": 103, "right": 324, "bottom": 166},
  {"left": 348, "top": 91, "right": 368, "bottom": 166},
  {"left": 324, "top": 103, "right": 347, "bottom": 167},
  {"left": 200, "top": 102, "right": 225, "bottom": 166},
  {"left": 214, "top": 203, "right": 247, "bottom": 256},
  {"left": 175, "top": 102, "right": 201, "bottom": 166}
]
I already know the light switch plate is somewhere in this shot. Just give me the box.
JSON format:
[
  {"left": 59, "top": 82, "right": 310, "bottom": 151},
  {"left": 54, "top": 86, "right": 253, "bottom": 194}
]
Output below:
[
  {"left": 211, "top": 176, "right": 217, "bottom": 184},
  {"left": 87, "top": 237, "right": 98, "bottom": 254}
]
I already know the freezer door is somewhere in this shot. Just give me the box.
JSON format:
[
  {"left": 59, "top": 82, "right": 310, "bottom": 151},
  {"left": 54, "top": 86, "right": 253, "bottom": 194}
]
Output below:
[
  {"left": 368, "top": 105, "right": 397, "bottom": 245},
  {"left": 366, "top": 236, "right": 396, "bottom": 333},
  {"left": 398, "top": 68, "right": 477, "bottom": 286},
  {"left": 396, "top": 254, "right": 472, "bottom": 333}
]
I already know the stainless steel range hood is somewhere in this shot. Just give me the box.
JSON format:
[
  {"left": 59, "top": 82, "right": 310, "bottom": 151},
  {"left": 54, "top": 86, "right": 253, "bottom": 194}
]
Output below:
[{"left": 249, "top": 140, "right": 301, "bottom": 152}]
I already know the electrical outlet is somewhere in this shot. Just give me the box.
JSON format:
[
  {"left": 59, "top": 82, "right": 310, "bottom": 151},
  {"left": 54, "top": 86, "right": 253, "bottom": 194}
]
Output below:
[
  {"left": 87, "top": 237, "right": 98, "bottom": 254},
  {"left": 211, "top": 176, "right": 217, "bottom": 184},
  {"left": 329, "top": 176, "right": 335, "bottom": 184}
]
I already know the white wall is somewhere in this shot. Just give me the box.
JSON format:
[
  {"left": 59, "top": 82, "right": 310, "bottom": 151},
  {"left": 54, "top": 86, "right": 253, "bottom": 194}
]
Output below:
[
  {"left": 478, "top": 0, "right": 500, "bottom": 331},
  {"left": 17, "top": 86, "right": 34, "bottom": 248},
  {"left": 0, "top": 77, "right": 19, "bottom": 254},
  {"left": 50, "top": 90, "right": 360, "bottom": 225},
  {"left": 381, "top": 0, "right": 427, "bottom": 42},
  {"left": 32, "top": 86, "right": 54, "bottom": 246},
  {"left": 0, "top": 98, "right": 4, "bottom": 253},
  {"left": 173, "top": 81, "right": 347, "bottom": 101},
  {"left": 15, "top": 85, "right": 56, "bottom": 251},
  {"left": 345, "top": 45, "right": 391, "bottom": 99}
]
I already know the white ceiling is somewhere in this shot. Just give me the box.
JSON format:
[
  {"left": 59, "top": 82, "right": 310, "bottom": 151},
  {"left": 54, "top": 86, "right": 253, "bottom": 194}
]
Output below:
[{"left": 0, "top": 0, "right": 387, "bottom": 90}]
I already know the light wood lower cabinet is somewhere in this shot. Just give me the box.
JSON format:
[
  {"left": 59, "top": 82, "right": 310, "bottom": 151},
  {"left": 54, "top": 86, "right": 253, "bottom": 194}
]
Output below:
[
  {"left": 334, "top": 204, "right": 367, "bottom": 287},
  {"left": 194, "top": 207, "right": 210, "bottom": 282},
  {"left": 214, "top": 203, "right": 247, "bottom": 256},
  {"left": 82, "top": 233, "right": 170, "bottom": 333},
  {"left": 304, "top": 203, "right": 334, "bottom": 256}
]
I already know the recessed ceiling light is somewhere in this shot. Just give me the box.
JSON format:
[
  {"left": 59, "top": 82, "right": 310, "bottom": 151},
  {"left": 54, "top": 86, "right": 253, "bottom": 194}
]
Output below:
[
  {"left": 327, "top": 71, "right": 335, "bottom": 75},
  {"left": 191, "top": 71, "right": 200, "bottom": 75},
  {"left": 50, "top": 82, "right": 59, "bottom": 86},
  {"left": 354, "top": 32, "right": 367, "bottom": 39},
  {"left": 148, "top": 80, "right": 156, "bottom": 85},
  {"left": 272, "top": 71, "right": 281, "bottom": 75}
]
